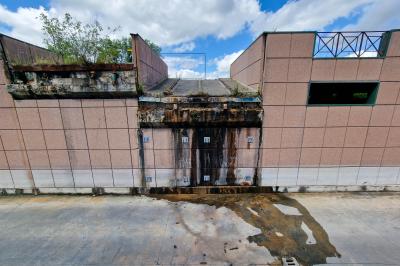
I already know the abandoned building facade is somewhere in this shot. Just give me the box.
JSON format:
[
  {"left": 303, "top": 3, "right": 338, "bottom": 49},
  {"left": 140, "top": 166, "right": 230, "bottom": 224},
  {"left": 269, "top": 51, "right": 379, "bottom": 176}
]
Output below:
[{"left": 0, "top": 29, "right": 400, "bottom": 193}]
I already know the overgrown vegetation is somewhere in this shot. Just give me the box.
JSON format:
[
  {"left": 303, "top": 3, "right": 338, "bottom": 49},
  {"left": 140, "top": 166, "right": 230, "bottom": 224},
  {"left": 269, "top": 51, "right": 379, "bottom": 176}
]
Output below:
[{"left": 39, "top": 13, "right": 161, "bottom": 64}]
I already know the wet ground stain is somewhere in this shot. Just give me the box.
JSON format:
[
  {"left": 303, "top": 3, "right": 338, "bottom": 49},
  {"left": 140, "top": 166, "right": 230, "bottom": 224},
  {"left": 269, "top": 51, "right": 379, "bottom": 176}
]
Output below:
[{"left": 154, "top": 193, "right": 341, "bottom": 266}]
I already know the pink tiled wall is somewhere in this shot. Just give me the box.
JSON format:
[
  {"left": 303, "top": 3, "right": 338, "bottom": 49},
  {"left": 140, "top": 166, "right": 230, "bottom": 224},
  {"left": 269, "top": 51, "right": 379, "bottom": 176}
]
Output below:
[
  {"left": 132, "top": 34, "right": 168, "bottom": 89},
  {"left": 0, "top": 62, "right": 140, "bottom": 188},
  {"left": 230, "top": 34, "right": 265, "bottom": 90},
  {"left": 231, "top": 31, "right": 400, "bottom": 177},
  {"left": 259, "top": 31, "right": 400, "bottom": 173}
]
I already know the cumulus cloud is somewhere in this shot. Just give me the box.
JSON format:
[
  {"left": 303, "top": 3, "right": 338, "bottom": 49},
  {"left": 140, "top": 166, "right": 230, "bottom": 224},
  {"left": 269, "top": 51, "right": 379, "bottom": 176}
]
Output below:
[
  {"left": 0, "top": 0, "right": 260, "bottom": 46},
  {"left": 172, "top": 42, "right": 196, "bottom": 52},
  {"left": 211, "top": 50, "right": 244, "bottom": 78},
  {"left": 250, "top": 0, "right": 374, "bottom": 35}
]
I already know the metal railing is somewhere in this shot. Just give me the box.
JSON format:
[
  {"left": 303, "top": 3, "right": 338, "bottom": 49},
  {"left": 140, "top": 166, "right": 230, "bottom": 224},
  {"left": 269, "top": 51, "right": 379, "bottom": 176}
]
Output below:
[{"left": 313, "top": 31, "right": 391, "bottom": 58}]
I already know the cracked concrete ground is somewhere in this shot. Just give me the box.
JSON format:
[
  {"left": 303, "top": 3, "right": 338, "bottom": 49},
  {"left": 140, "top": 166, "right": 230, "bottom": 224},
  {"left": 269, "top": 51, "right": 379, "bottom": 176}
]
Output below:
[{"left": 0, "top": 193, "right": 399, "bottom": 265}]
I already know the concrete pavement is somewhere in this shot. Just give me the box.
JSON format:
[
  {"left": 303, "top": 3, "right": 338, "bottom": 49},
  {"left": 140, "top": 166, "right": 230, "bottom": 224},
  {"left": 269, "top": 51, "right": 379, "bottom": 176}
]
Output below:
[{"left": 0, "top": 193, "right": 399, "bottom": 265}]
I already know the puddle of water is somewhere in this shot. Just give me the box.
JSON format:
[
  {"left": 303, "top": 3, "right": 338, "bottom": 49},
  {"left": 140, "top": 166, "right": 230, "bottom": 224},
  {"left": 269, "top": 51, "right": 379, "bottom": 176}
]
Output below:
[
  {"left": 154, "top": 193, "right": 341, "bottom": 266},
  {"left": 301, "top": 222, "right": 317, "bottom": 245},
  {"left": 273, "top": 203, "right": 302, "bottom": 216}
]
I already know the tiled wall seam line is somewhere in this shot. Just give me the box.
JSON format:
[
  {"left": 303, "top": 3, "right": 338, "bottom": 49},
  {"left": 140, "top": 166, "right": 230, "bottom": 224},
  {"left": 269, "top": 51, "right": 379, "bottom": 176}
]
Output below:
[
  {"left": 376, "top": 103, "right": 398, "bottom": 184},
  {"left": 103, "top": 102, "right": 115, "bottom": 187},
  {"left": 13, "top": 104, "right": 36, "bottom": 188},
  {"left": 37, "top": 103, "right": 56, "bottom": 187},
  {"left": 231, "top": 58, "right": 262, "bottom": 77},
  {"left": 56, "top": 101, "right": 76, "bottom": 188},
  {"left": 124, "top": 103, "right": 135, "bottom": 187},
  {"left": 277, "top": 34, "right": 296, "bottom": 185},
  {"left": 0, "top": 134, "right": 15, "bottom": 187},
  {"left": 75, "top": 100, "right": 95, "bottom": 187}
]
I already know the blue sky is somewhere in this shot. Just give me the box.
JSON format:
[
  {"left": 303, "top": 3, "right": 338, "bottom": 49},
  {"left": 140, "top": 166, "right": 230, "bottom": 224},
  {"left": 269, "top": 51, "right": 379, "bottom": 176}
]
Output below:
[{"left": 1, "top": 0, "right": 399, "bottom": 78}]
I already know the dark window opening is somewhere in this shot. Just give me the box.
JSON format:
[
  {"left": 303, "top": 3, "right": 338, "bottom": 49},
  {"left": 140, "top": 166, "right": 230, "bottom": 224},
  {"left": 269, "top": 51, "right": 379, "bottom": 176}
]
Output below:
[{"left": 308, "top": 82, "right": 379, "bottom": 105}]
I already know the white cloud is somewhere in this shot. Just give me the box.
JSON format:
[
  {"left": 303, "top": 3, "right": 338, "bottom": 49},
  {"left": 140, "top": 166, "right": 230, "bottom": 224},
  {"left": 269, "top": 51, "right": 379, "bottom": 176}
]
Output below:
[
  {"left": 172, "top": 42, "right": 196, "bottom": 52},
  {"left": 250, "top": 0, "right": 374, "bottom": 35},
  {"left": 211, "top": 50, "right": 244, "bottom": 78},
  {"left": 342, "top": 0, "right": 400, "bottom": 30},
  {"left": 0, "top": 0, "right": 260, "bottom": 46}
]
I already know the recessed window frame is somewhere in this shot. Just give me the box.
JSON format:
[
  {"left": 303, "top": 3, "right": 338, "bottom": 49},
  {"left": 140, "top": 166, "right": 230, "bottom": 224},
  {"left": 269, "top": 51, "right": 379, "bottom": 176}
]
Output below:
[{"left": 307, "top": 80, "right": 380, "bottom": 106}]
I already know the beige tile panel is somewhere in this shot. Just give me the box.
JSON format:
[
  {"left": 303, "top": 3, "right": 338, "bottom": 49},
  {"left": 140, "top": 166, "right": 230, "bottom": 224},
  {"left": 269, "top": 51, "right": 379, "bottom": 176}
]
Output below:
[
  {"left": 279, "top": 148, "right": 301, "bottom": 167},
  {"left": 283, "top": 106, "right": 306, "bottom": 127},
  {"left": 285, "top": 83, "right": 308, "bottom": 105},
  {"left": 0, "top": 130, "right": 25, "bottom": 150},
  {"left": 320, "top": 148, "right": 342, "bottom": 166},
  {"left": 59, "top": 100, "right": 81, "bottom": 108},
  {"left": 311, "top": 59, "right": 335, "bottom": 80},
  {"left": 262, "top": 128, "right": 282, "bottom": 148},
  {"left": 110, "top": 150, "right": 132, "bottom": 169},
  {"left": 326, "top": 107, "right": 350, "bottom": 127},
  {"left": 290, "top": 33, "right": 314, "bottom": 58},
  {"left": 61, "top": 108, "right": 85, "bottom": 129},
  {"left": 262, "top": 83, "right": 286, "bottom": 105},
  {"left": 265, "top": 33, "right": 291, "bottom": 58},
  {"left": 261, "top": 148, "right": 279, "bottom": 167},
  {"left": 348, "top": 106, "right": 372, "bottom": 126},
  {"left": 263, "top": 58, "right": 289, "bottom": 82},
  {"left": 48, "top": 150, "right": 70, "bottom": 169},
  {"left": 83, "top": 108, "right": 106, "bottom": 128},
  {"left": 387, "top": 127, "right": 400, "bottom": 147},
  {"left": 305, "top": 107, "right": 328, "bottom": 127},
  {"left": 386, "top": 31, "right": 400, "bottom": 57},
  {"left": 376, "top": 82, "right": 400, "bottom": 105},
  {"left": 299, "top": 148, "right": 321, "bottom": 167},
  {"left": 392, "top": 106, "right": 400, "bottom": 126},
  {"left": 22, "top": 130, "right": 46, "bottom": 150},
  {"left": 39, "top": 108, "right": 63, "bottom": 129},
  {"left": 86, "top": 129, "right": 108, "bottom": 149},
  {"left": 0, "top": 85, "right": 14, "bottom": 108},
  {"left": 65, "top": 130, "right": 88, "bottom": 149},
  {"left": 369, "top": 105, "right": 395, "bottom": 126},
  {"left": 281, "top": 128, "right": 303, "bottom": 148},
  {"left": 361, "top": 148, "right": 384, "bottom": 166},
  {"left": 0, "top": 109, "right": 19, "bottom": 129},
  {"left": 302, "top": 128, "right": 325, "bottom": 147},
  {"left": 0, "top": 150, "right": 9, "bottom": 169},
  {"left": 127, "top": 107, "right": 139, "bottom": 128},
  {"left": 287, "top": 58, "right": 312, "bottom": 82},
  {"left": 68, "top": 150, "right": 91, "bottom": 169},
  {"left": 14, "top": 100, "right": 37, "bottom": 108},
  {"left": 323, "top": 127, "right": 346, "bottom": 147},
  {"left": 16, "top": 108, "right": 41, "bottom": 129},
  {"left": 89, "top": 150, "right": 111, "bottom": 168},
  {"left": 153, "top": 129, "right": 174, "bottom": 149},
  {"left": 154, "top": 149, "right": 175, "bottom": 168},
  {"left": 365, "top": 127, "right": 389, "bottom": 147},
  {"left": 340, "top": 147, "right": 363, "bottom": 166},
  {"left": 81, "top": 99, "right": 103, "bottom": 107},
  {"left": 43, "top": 130, "right": 67, "bottom": 150},
  {"left": 27, "top": 150, "right": 50, "bottom": 169},
  {"left": 356, "top": 59, "right": 383, "bottom": 80},
  {"left": 334, "top": 59, "right": 359, "bottom": 80},
  {"left": 108, "top": 129, "right": 130, "bottom": 149},
  {"left": 105, "top": 107, "right": 128, "bottom": 128},
  {"left": 344, "top": 127, "right": 368, "bottom": 147},
  {"left": 380, "top": 57, "right": 400, "bottom": 81},
  {"left": 263, "top": 106, "right": 284, "bottom": 127},
  {"left": 237, "top": 148, "right": 258, "bottom": 168},
  {"left": 6, "top": 150, "right": 30, "bottom": 169},
  {"left": 37, "top": 100, "right": 59, "bottom": 108},
  {"left": 381, "top": 147, "right": 400, "bottom": 166}
]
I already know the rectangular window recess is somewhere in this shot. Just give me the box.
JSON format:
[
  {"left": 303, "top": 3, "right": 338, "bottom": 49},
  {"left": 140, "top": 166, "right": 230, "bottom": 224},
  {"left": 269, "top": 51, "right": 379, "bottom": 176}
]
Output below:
[
  {"left": 143, "top": 136, "right": 150, "bottom": 143},
  {"left": 203, "top": 175, "right": 210, "bottom": 182},
  {"left": 182, "top": 136, "right": 189, "bottom": 143},
  {"left": 308, "top": 82, "right": 379, "bottom": 105},
  {"left": 203, "top": 137, "right": 210, "bottom": 143},
  {"left": 247, "top": 136, "right": 254, "bottom": 143}
]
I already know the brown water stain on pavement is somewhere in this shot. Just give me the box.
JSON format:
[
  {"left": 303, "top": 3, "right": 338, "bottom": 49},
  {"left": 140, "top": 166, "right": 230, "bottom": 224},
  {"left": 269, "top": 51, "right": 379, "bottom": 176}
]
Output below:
[{"left": 155, "top": 193, "right": 340, "bottom": 266}]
